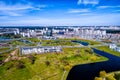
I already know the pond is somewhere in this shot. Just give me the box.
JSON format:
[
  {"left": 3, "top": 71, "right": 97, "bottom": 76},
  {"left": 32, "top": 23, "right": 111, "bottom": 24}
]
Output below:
[
  {"left": 71, "top": 40, "right": 89, "bottom": 46},
  {"left": 0, "top": 37, "right": 12, "bottom": 41},
  {"left": 67, "top": 48, "right": 120, "bottom": 80}
]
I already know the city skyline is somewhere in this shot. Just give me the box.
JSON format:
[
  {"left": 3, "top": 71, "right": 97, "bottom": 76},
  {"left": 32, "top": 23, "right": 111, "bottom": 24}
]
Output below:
[{"left": 0, "top": 0, "right": 120, "bottom": 26}]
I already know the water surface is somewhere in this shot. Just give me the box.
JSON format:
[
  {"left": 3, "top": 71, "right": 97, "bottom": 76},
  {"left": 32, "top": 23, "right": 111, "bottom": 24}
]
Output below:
[{"left": 67, "top": 48, "right": 120, "bottom": 80}]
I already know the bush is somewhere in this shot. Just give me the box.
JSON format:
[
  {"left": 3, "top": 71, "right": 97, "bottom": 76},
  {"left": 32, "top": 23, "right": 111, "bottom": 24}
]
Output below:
[
  {"left": 115, "top": 73, "right": 120, "bottom": 80},
  {"left": 61, "top": 66, "right": 65, "bottom": 71},
  {"left": 96, "top": 54, "right": 100, "bottom": 57},
  {"left": 0, "top": 60, "right": 3, "bottom": 65},
  {"left": 85, "top": 49, "right": 93, "bottom": 54},
  {"left": 16, "top": 61, "right": 25, "bottom": 69},
  {"left": 64, "top": 65, "right": 71, "bottom": 71},
  {"left": 90, "top": 56, "right": 97, "bottom": 61},
  {"left": 63, "top": 60, "right": 69, "bottom": 66},
  {"left": 74, "top": 53, "right": 81, "bottom": 57},
  {"left": 45, "top": 60, "right": 50, "bottom": 66},
  {"left": 106, "top": 73, "right": 116, "bottom": 80},
  {"left": 75, "top": 50, "right": 80, "bottom": 54},
  {"left": 6, "top": 63, "right": 13, "bottom": 70},
  {"left": 61, "top": 56, "right": 68, "bottom": 60},
  {"left": 28, "top": 55, "right": 36, "bottom": 64},
  {"left": 94, "top": 77, "right": 102, "bottom": 80},
  {"left": 99, "top": 70, "right": 107, "bottom": 78}
]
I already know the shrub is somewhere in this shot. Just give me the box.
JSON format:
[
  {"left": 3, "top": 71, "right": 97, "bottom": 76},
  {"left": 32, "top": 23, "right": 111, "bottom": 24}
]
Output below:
[
  {"left": 64, "top": 65, "right": 71, "bottom": 71},
  {"left": 61, "top": 60, "right": 69, "bottom": 66},
  {"left": 61, "top": 56, "right": 68, "bottom": 60},
  {"left": 96, "top": 54, "right": 100, "bottom": 57},
  {"left": 106, "top": 73, "right": 116, "bottom": 80},
  {"left": 7, "top": 63, "right": 13, "bottom": 70},
  {"left": 94, "top": 77, "right": 102, "bottom": 80},
  {"left": 90, "top": 56, "right": 97, "bottom": 61},
  {"left": 16, "top": 61, "right": 25, "bottom": 69},
  {"left": 99, "top": 70, "right": 107, "bottom": 78},
  {"left": 75, "top": 50, "right": 80, "bottom": 54},
  {"left": 74, "top": 53, "right": 81, "bottom": 57},
  {"left": 85, "top": 49, "right": 93, "bottom": 54},
  {"left": 0, "top": 60, "right": 3, "bottom": 65},
  {"left": 28, "top": 55, "right": 36, "bottom": 64},
  {"left": 45, "top": 60, "right": 50, "bottom": 66},
  {"left": 115, "top": 73, "right": 120, "bottom": 80}
]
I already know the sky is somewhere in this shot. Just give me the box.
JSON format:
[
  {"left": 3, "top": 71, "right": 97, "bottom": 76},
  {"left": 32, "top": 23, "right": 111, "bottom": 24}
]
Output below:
[{"left": 0, "top": 0, "right": 120, "bottom": 26}]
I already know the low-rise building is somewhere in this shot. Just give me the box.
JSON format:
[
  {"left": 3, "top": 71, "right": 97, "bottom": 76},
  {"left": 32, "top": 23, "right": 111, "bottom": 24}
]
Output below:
[
  {"left": 20, "top": 46, "right": 62, "bottom": 55},
  {"left": 109, "top": 44, "right": 117, "bottom": 49},
  {"left": 116, "top": 47, "right": 120, "bottom": 52},
  {"left": 109, "top": 44, "right": 120, "bottom": 52}
]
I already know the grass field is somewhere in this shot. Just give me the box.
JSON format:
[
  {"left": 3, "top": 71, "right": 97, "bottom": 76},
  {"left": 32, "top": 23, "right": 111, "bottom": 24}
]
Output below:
[
  {"left": 0, "top": 47, "right": 107, "bottom": 80},
  {"left": 41, "top": 39, "right": 79, "bottom": 46},
  {"left": 10, "top": 40, "right": 37, "bottom": 47},
  {"left": 26, "top": 38, "right": 40, "bottom": 43},
  {"left": 61, "top": 38, "right": 102, "bottom": 45},
  {"left": 0, "top": 47, "right": 11, "bottom": 61},
  {"left": 0, "top": 52, "right": 14, "bottom": 63},
  {"left": 41, "top": 38, "right": 101, "bottom": 46}
]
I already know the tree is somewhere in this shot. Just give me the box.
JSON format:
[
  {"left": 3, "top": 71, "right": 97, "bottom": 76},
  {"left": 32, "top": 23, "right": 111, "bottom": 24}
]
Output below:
[
  {"left": 28, "top": 55, "right": 36, "bottom": 64},
  {"left": 95, "top": 71, "right": 116, "bottom": 80},
  {"left": 74, "top": 53, "right": 81, "bottom": 57},
  {"left": 0, "top": 59, "right": 3, "bottom": 65},
  {"left": 114, "top": 73, "right": 120, "bottom": 80},
  {"left": 99, "top": 70, "right": 107, "bottom": 78},
  {"left": 16, "top": 61, "right": 25, "bottom": 69},
  {"left": 106, "top": 73, "right": 116, "bottom": 80},
  {"left": 94, "top": 77, "right": 103, "bottom": 80},
  {"left": 90, "top": 56, "right": 97, "bottom": 61},
  {"left": 45, "top": 60, "right": 50, "bottom": 66},
  {"left": 63, "top": 63, "right": 73, "bottom": 71},
  {"left": 85, "top": 49, "right": 93, "bottom": 54},
  {"left": 74, "top": 50, "right": 80, "bottom": 54},
  {"left": 64, "top": 65, "right": 71, "bottom": 71}
]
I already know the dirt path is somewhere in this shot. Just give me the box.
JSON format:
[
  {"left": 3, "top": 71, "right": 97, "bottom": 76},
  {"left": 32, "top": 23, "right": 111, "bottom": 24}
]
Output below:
[{"left": 4, "top": 49, "right": 18, "bottom": 63}]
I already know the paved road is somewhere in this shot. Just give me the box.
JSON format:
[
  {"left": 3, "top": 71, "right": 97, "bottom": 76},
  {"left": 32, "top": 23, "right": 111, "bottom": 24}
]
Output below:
[
  {"left": 0, "top": 45, "right": 14, "bottom": 54},
  {"left": 4, "top": 49, "right": 18, "bottom": 63}
]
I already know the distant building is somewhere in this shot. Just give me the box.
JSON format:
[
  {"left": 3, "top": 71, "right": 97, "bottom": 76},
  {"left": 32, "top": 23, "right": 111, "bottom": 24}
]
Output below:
[
  {"left": 35, "top": 30, "right": 44, "bottom": 36},
  {"left": 109, "top": 44, "right": 117, "bottom": 49},
  {"left": 0, "top": 43, "right": 9, "bottom": 47},
  {"left": 116, "top": 47, "right": 120, "bottom": 52},
  {"left": 46, "top": 30, "right": 52, "bottom": 36},
  {"left": 42, "top": 36, "right": 58, "bottom": 40},
  {"left": 109, "top": 44, "right": 120, "bottom": 52}
]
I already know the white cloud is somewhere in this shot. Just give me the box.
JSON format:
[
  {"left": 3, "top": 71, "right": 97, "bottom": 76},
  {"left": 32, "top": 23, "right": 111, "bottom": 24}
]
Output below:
[
  {"left": 78, "top": 0, "right": 99, "bottom": 5},
  {"left": 0, "top": 4, "right": 30, "bottom": 11},
  {"left": 0, "top": 4, "right": 46, "bottom": 11},
  {"left": 97, "top": 6, "right": 112, "bottom": 9},
  {"left": 1, "top": 13, "right": 120, "bottom": 26},
  {"left": 7, "top": 11, "right": 22, "bottom": 16},
  {"left": 97, "top": 6, "right": 120, "bottom": 9},
  {"left": 68, "top": 9, "right": 90, "bottom": 13},
  {"left": 79, "top": 13, "right": 93, "bottom": 15},
  {"left": 0, "top": 1, "right": 46, "bottom": 16}
]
